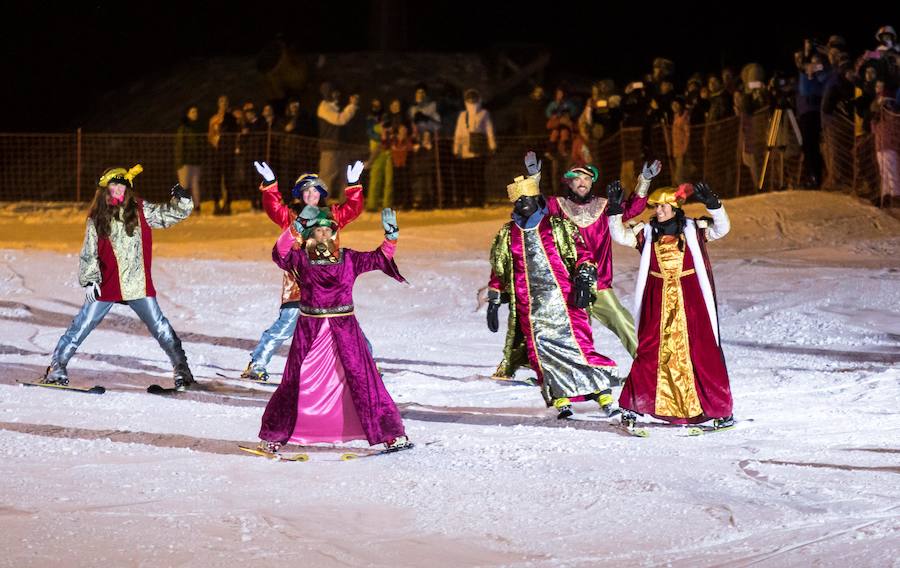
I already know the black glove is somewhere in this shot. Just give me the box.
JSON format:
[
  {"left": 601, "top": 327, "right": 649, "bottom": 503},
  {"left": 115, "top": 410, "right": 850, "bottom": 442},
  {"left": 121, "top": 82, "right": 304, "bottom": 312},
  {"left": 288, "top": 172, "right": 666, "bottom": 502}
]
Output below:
[
  {"left": 171, "top": 183, "right": 191, "bottom": 201},
  {"left": 487, "top": 289, "right": 502, "bottom": 333},
  {"left": 693, "top": 181, "right": 721, "bottom": 209},
  {"left": 573, "top": 264, "right": 597, "bottom": 309},
  {"left": 605, "top": 180, "right": 624, "bottom": 216}
]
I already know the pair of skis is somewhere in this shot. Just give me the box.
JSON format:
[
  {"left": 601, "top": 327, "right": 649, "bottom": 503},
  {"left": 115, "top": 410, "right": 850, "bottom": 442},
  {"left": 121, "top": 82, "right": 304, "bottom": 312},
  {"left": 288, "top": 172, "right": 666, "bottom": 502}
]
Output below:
[
  {"left": 237, "top": 443, "right": 415, "bottom": 462},
  {"left": 19, "top": 381, "right": 194, "bottom": 396}
]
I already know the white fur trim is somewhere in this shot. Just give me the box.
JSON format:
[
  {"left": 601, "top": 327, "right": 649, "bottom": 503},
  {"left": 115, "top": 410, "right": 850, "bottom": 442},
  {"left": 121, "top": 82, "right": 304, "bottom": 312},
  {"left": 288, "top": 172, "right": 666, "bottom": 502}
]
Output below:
[
  {"left": 632, "top": 224, "right": 653, "bottom": 334},
  {"left": 633, "top": 221, "right": 719, "bottom": 345},
  {"left": 683, "top": 219, "right": 720, "bottom": 345}
]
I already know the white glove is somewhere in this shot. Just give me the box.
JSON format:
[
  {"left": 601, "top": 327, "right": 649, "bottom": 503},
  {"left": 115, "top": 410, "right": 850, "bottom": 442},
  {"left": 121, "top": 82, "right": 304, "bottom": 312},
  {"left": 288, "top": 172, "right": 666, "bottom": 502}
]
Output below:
[
  {"left": 641, "top": 160, "right": 662, "bottom": 180},
  {"left": 346, "top": 160, "right": 364, "bottom": 185},
  {"left": 254, "top": 161, "right": 275, "bottom": 183},
  {"left": 84, "top": 282, "right": 100, "bottom": 304}
]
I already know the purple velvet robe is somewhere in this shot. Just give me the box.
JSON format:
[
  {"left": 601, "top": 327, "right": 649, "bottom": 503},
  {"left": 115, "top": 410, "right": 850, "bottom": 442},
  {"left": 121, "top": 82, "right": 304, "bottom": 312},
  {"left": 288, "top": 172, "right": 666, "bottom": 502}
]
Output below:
[{"left": 258, "top": 242, "right": 407, "bottom": 446}]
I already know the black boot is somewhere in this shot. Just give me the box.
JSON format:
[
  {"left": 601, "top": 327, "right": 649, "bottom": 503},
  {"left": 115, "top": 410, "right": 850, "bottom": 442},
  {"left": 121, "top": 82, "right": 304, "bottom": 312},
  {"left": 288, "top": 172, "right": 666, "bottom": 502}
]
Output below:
[{"left": 173, "top": 364, "right": 195, "bottom": 391}]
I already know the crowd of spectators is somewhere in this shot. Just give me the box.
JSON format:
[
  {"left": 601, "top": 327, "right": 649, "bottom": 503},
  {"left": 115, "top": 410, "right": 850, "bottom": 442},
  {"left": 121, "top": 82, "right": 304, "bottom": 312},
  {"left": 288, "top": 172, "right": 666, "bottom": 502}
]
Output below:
[{"left": 174, "top": 25, "right": 900, "bottom": 213}]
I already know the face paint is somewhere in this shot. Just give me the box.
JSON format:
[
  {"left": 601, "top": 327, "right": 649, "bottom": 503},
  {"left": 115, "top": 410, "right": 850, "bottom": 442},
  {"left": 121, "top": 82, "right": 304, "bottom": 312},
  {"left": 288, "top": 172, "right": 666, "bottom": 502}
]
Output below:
[
  {"left": 108, "top": 183, "right": 127, "bottom": 206},
  {"left": 514, "top": 196, "right": 539, "bottom": 218}
]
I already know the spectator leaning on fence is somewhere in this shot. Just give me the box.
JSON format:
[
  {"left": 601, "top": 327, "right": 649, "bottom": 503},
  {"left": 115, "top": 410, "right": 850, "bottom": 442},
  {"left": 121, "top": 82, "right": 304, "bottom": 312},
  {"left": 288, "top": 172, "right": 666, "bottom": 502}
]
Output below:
[
  {"left": 453, "top": 88, "right": 496, "bottom": 207},
  {"left": 518, "top": 85, "right": 547, "bottom": 138},
  {"left": 408, "top": 84, "right": 442, "bottom": 136},
  {"left": 671, "top": 96, "right": 691, "bottom": 184},
  {"left": 797, "top": 51, "right": 829, "bottom": 188},
  {"left": 317, "top": 82, "right": 360, "bottom": 202},
  {"left": 411, "top": 129, "right": 436, "bottom": 209},
  {"left": 175, "top": 105, "right": 205, "bottom": 213},
  {"left": 706, "top": 75, "right": 734, "bottom": 122},
  {"left": 871, "top": 82, "right": 899, "bottom": 207}
]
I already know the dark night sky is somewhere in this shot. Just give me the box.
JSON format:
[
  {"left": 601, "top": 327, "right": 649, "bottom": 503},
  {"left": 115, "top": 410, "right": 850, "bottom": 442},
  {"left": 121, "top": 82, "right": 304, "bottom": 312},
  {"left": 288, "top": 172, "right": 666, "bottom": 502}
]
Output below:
[{"left": 0, "top": 2, "right": 889, "bottom": 131}]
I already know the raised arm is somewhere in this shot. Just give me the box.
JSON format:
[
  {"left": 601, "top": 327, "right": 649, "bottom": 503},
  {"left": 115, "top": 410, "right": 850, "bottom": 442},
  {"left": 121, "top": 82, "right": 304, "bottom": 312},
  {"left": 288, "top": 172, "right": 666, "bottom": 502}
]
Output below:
[
  {"left": 347, "top": 209, "right": 405, "bottom": 282},
  {"left": 142, "top": 184, "right": 194, "bottom": 228},
  {"left": 606, "top": 182, "right": 640, "bottom": 249},
  {"left": 622, "top": 160, "right": 661, "bottom": 220},
  {"left": 254, "top": 161, "right": 293, "bottom": 229},
  {"left": 317, "top": 99, "right": 359, "bottom": 126},
  {"left": 692, "top": 182, "right": 730, "bottom": 241},
  {"left": 332, "top": 160, "right": 365, "bottom": 229}
]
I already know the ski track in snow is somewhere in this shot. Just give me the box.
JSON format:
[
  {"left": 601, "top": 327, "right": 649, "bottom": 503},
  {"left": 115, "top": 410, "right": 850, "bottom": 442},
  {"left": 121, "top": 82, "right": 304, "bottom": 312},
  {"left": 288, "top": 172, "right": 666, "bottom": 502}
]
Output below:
[{"left": 1, "top": 234, "right": 899, "bottom": 567}]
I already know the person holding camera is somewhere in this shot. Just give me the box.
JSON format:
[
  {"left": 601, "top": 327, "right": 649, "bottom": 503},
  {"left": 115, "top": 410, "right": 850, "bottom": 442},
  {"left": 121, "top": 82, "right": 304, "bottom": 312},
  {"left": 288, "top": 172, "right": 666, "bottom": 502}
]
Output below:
[{"left": 317, "top": 83, "right": 360, "bottom": 201}]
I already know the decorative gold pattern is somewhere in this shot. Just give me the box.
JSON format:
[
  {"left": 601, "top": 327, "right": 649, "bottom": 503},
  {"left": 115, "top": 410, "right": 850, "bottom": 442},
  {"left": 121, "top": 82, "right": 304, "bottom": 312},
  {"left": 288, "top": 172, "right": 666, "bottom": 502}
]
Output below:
[
  {"left": 557, "top": 197, "right": 607, "bottom": 228},
  {"left": 78, "top": 198, "right": 193, "bottom": 299},
  {"left": 653, "top": 238, "right": 703, "bottom": 418},
  {"left": 506, "top": 175, "right": 540, "bottom": 202}
]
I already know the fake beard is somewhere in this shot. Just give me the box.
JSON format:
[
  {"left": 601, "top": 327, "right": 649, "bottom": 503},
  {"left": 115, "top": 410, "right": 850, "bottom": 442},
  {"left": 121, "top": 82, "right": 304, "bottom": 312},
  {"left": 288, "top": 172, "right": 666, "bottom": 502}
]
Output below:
[
  {"left": 306, "top": 239, "right": 338, "bottom": 262},
  {"left": 567, "top": 187, "right": 593, "bottom": 204},
  {"left": 108, "top": 189, "right": 125, "bottom": 206}
]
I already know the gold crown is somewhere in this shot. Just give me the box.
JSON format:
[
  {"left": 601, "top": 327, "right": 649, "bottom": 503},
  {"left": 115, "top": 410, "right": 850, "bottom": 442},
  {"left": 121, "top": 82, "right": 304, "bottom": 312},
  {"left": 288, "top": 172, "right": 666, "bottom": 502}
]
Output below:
[
  {"left": 506, "top": 175, "right": 540, "bottom": 202},
  {"left": 647, "top": 184, "right": 692, "bottom": 208}
]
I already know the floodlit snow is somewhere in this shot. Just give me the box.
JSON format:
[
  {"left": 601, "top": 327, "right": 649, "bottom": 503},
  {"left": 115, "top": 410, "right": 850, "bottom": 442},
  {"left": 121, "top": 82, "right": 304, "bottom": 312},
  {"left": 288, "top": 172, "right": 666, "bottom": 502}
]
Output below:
[{"left": 0, "top": 192, "right": 898, "bottom": 567}]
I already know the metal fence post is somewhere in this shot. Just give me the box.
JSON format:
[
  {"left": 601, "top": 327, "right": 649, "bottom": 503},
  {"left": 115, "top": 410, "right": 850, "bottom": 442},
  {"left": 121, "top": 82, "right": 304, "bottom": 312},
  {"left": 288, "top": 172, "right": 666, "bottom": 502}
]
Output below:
[
  {"left": 76, "top": 128, "right": 82, "bottom": 202},
  {"left": 434, "top": 131, "right": 443, "bottom": 209}
]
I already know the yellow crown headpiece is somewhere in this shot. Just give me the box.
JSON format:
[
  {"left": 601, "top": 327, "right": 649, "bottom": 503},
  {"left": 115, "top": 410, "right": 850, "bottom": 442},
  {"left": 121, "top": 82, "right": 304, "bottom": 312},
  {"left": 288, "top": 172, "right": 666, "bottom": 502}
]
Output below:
[
  {"left": 98, "top": 164, "right": 143, "bottom": 188},
  {"left": 506, "top": 175, "right": 540, "bottom": 202},
  {"left": 647, "top": 183, "right": 693, "bottom": 209}
]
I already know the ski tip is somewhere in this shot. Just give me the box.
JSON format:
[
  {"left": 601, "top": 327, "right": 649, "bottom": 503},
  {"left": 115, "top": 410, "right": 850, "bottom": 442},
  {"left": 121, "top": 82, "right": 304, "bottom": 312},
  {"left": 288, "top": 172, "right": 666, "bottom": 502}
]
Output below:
[
  {"left": 147, "top": 384, "right": 179, "bottom": 394},
  {"left": 18, "top": 381, "right": 106, "bottom": 394}
]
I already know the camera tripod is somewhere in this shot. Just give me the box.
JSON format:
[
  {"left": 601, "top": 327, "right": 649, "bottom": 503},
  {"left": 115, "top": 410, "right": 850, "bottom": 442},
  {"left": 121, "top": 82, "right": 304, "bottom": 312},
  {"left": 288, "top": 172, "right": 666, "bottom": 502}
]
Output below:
[{"left": 759, "top": 107, "right": 802, "bottom": 191}]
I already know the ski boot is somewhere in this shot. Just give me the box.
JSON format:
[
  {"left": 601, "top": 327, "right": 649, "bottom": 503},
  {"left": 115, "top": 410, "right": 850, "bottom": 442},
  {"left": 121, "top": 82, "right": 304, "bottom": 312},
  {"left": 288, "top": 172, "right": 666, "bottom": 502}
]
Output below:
[
  {"left": 596, "top": 390, "right": 621, "bottom": 418},
  {"left": 712, "top": 415, "right": 735, "bottom": 430},
  {"left": 384, "top": 436, "right": 413, "bottom": 452},
  {"left": 257, "top": 440, "right": 283, "bottom": 454},
  {"left": 620, "top": 410, "right": 638, "bottom": 429},
  {"left": 553, "top": 397, "right": 574, "bottom": 419},
  {"left": 240, "top": 362, "right": 269, "bottom": 382},
  {"left": 40, "top": 365, "right": 69, "bottom": 386},
  {"left": 173, "top": 364, "right": 196, "bottom": 392}
]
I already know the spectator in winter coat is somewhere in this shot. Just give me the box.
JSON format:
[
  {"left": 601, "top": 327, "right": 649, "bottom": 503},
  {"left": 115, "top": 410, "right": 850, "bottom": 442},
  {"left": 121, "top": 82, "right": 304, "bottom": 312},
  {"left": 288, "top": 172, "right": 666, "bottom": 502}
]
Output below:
[
  {"left": 822, "top": 64, "right": 857, "bottom": 119},
  {"left": 391, "top": 124, "right": 414, "bottom": 209},
  {"left": 317, "top": 83, "right": 360, "bottom": 201},
  {"left": 411, "top": 129, "right": 436, "bottom": 209},
  {"left": 175, "top": 105, "right": 205, "bottom": 213},
  {"left": 871, "top": 83, "right": 899, "bottom": 206},
  {"left": 545, "top": 87, "right": 578, "bottom": 162},
  {"left": 797, "top": 54, "right": 829, "bottom": 187},
  {"left": 408, "top": 84, "right": 442, "bottom": 136},
  {"left": 453, "top": 88, "right": 496, "bottom": 207},
  {"left": 208, "top": 95, "right": 233, "bottom": 215},
  {"left": 671, "top": 97, "right": 691, "bottom": 184},
  {"left": 706, "top": 76, "right": 734, "bottom": 122},
  {"left": 518, "top": 85, "right": 548, "bottom": 137}
]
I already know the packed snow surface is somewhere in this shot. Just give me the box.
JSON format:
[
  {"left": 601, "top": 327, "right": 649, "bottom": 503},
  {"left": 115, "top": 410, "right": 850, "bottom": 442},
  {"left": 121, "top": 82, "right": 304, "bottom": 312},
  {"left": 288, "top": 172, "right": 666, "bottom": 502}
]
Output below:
[{"left": 0, "top": 191, "right": 898, "bottom": 567}]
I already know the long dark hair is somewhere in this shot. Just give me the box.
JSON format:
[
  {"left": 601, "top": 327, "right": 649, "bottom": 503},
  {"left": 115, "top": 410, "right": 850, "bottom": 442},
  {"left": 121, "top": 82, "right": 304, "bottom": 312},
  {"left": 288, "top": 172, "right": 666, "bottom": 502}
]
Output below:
[{"left": 89, "top": 186, "right": 138, "bottom": 238}]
